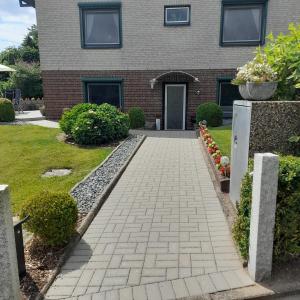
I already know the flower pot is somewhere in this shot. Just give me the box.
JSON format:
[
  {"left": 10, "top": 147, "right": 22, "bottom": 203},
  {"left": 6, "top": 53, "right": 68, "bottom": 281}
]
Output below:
[{"left": 239, "top": 82, "right": 278, "bottom": 101}]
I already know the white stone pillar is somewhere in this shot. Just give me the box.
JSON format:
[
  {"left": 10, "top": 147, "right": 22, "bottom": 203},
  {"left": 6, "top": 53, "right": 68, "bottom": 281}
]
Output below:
[
  {"left": 248, "top": 153, "right": 279, "bottom": 282},
  {"left": 0, "top": 185, "right": 21, "bottom": 299}
]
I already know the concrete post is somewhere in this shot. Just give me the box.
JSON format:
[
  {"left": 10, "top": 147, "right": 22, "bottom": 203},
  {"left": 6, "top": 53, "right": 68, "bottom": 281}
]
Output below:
[
  {"left": 248, "top": 153, "right": 279, "bottom": 282},
  {"left": 0, "top": 185, "right": 21, "bottom": 299}
]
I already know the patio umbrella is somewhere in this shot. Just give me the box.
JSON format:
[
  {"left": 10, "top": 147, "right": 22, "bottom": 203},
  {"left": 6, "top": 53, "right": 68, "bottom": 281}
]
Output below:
[{"left": 0, "top": 64, "right": 16, "bottom": 72}]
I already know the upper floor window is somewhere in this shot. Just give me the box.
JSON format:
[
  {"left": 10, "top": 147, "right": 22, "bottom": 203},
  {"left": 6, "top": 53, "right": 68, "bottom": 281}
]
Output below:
[
  {"left": 220, "top": 0, "right": 268, "bottom": 46},
  {"left": 164, "top": 5, "right": 191, "bottom": 26},
  {"left": 79, "top": 2, "right": 122, "bottom": 49}
]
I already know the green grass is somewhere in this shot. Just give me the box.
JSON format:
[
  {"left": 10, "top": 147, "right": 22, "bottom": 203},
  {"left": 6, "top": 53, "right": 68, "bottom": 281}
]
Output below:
[
  {"left": 0, "top": 125, "right": 112, "bottom": 214},
  {"left": 208, "top": 125, "right": 232, "bottom": 157}
]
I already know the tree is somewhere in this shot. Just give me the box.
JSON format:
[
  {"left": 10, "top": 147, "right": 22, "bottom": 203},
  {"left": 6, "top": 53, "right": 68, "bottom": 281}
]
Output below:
[{"left": 0, "top": 25, "right": 42, "bottom": 98}]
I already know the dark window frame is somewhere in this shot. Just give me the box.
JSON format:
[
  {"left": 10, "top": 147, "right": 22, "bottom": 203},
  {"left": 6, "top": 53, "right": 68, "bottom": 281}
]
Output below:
[
  {"left": 220, "top": 0, "right": 268, "bottom": 47},
  {"left": 164, "top": 5, "right": 191, "bottom": 26},
  {"left": 216, "top": 77, "right": 241, "bottom": 107},
  {"left": 78, "top": 2, "right": 122, "bottom": 49},
  {"left": 81, "top": 77, "right": 124, "bottom": 110}
]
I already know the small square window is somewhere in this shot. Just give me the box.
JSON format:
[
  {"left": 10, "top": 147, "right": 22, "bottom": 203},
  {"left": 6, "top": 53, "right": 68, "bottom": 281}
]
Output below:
[
  {"left": 164, "top": 5, "right": 190, "bottom": 26},
  {"left": 79, "top": 3, "right": 122, "bottom": 49},
  {"left": 220, "top": 0, "right": 267, "bottom": 46}
]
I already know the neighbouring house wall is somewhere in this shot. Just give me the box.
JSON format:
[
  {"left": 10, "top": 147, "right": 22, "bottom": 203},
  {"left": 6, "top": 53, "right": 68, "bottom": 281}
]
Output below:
[
  {"left": 42, "top": 69, "right": 235, "bottom": 126},
  {"left": 249, "top": 101, "right": 300, "bottom": 157},
  {"left": 35, "top": 0, "right": 300, "bottom": 71}
]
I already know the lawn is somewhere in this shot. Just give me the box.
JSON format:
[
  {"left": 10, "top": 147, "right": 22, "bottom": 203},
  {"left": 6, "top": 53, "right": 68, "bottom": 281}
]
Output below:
[
  {"left": 208, "top": 125, "right": 232, "bottom": 157},
  {"left": 0, "top": 125, "right": 112, "bottom": 214}
]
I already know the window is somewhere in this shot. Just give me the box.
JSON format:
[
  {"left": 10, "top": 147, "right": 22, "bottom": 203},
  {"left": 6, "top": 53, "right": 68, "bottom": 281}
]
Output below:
[
  {"left": 164, "top": 5, "right": 190, "bottom": 26},
  {"left": 79, "top": 3, "right": 122, "bottom": 48},
  {"left": 220, "top": 0, "right": 267, "bottom": 46},
  {"left": 217, "top": 78, "right": 241, "bottom": 117},
  {"left": 82, "top": 78, "right": 123, "bottom": 108}
]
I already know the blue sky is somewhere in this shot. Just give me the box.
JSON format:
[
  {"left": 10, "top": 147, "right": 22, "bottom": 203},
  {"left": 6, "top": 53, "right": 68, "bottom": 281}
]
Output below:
[{"left": 0, "top": 0, "right": 36, "bottom": 51}]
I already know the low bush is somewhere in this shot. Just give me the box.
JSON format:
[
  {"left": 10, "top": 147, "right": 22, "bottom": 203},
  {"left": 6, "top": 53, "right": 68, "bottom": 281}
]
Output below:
[
  {"left": 72, "top": 110, "right": 114, "bottom": 145},
  {"left": 61, "top": 103, "right": 130, "bottom": 145},
  {"left": 59, "top": 103, "right": 98, "bottom": 135},
  {"left": 20, "top": 191, "right": 78, "bottom": 246},
  {"left": 233, "top": 156, "right": 300, "bottom": 261},
  {"left": 128, "top": 107, "right": 145, "bottom": 129},
  {"left": 196, "top": 102, "right": 223, "bottom": 127},
  {"left": 0, "top": 98, "right": 15, "bottom": 122}
]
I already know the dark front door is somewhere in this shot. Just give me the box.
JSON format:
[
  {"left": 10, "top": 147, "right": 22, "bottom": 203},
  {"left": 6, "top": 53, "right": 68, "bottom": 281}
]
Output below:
[{"left": 164, "top": 84, "right": 186, "bottom": 130}]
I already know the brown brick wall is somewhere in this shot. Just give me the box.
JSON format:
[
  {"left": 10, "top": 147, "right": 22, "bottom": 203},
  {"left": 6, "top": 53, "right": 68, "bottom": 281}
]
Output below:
[{"left": 42, "top": 69, "right": 236, "bottom": 129}]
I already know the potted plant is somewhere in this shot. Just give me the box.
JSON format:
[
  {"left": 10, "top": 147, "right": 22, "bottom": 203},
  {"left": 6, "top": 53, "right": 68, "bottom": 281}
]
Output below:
[{"left": 232, "top": 51, "right": 278, "bottom": 100}]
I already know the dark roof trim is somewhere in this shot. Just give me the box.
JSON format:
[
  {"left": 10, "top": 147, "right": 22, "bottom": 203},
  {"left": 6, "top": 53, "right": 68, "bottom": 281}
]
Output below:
[{"left": 19, "top": 0, "right": 35, "bottom": 8}]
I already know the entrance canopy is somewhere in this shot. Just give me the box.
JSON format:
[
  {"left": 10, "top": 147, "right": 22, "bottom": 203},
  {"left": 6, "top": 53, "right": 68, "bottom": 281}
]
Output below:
[
  {"left": 0, "top": 64, "right": 15, "bottom": 73},
  {"left": 150, "top": 71, "right": 199, "bottom": 89}
]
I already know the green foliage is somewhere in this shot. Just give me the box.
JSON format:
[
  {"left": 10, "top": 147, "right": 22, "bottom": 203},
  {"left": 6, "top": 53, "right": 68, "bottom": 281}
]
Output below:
[
  {"left": 0, "top": 25, "right": 41, "bottom": 98},
  {"left": 233, "top": 156, "right": 300, "bottom": 261},
  {"left": 20, "top": 191, "right": 78, "bottom": 246},
  {"left": 263, "top": 23, "right": 300, "bottom": 100},
  {"left": 0, "top": 98, "right": 15, "bottom": 122},
  {"left": 128, "top": 107, "right": 145, "bottom": 129},
  {"left": 196, "top": 102, "right": 223, "bottom": 127},
  {"left": 0, "top": 47, "right": 20, "bottom": 65},
  {"left": 59, "top": 103, "right": 98, "bottom": 135},
  {"left": 72, "top": 110, "right": 114, "bottom": 145},
  {"left": 60, "top": 103, "right": 130, "bottom": 145},
  {"left": 4, "top": 62, "right": 42, "bottom": 98},
  {"left": 289, "top": 136, "right": 300, "bottom": 156}
]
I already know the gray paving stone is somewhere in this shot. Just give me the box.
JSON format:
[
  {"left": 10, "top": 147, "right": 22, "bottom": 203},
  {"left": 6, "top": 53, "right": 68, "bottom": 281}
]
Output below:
[
  {"left": 172, "top": 279, "right": 189, "bottom": 298},
  {"left": 132, "top": 286, "right": 147, "bottom": 300},
  {"left": 146, "top": 283, "right": 162, "bottom": 300},
  {"left": 46, "top": 135, "right": 250, "bottom": 299}
]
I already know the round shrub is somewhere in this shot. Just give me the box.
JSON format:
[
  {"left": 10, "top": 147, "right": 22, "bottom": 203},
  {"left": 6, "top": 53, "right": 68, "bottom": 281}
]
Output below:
[
  {"left": 59, "top": 103, "right": 98, "bottom": 135},
  {"left": 128, "top": 107, "right": 145, "bottom": 129},
  {"left": 20, "top": 191, "right": 78, "bottom": 246},
  {"left": 196, "top": 102, "right": 223, "bottom": 127},
  {"left": 72, "top": 110, "right": 114, "bottom": 145},
  {"left": 0, "top": 98, "right": 15, "bottom": 122}
]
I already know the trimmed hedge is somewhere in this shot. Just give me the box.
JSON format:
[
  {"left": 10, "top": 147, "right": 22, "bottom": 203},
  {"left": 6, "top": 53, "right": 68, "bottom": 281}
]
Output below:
[
  {"left": 60, "top": 103, "right": 130, "bottom": 145},
  {"left": 20, "top": 191, "right": 78, "bottom": 246},
  {"left": 233, "top": 156, "right": 300, "bottom": 261},
  {"left": 128, "top": 107, "right": 145, "bottom": 129},
  {"left": 196, "top": 102, "right": 223, "bottom": 127},
  {"left": 0, "top": 98, "right": 15, "bottom": 122}
]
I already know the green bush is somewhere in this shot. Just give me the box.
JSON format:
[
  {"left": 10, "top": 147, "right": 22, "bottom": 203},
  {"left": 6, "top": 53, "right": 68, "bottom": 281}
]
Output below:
[
  {"left": 0, "top": 98, "right": 15, "bottom": 122},
  {"left": 59, "top": 103, "right": 98, "bottom": 135},
  {"left": 20, "top": 191, "right": 78, "bottom": 246},
  {"left": 196, "top": 102, "right": 223, "bottom": 127},
  {"left": 233, "top": 156, "right": 300, "bottom": 261},
  {"left": 72, "top": 110, "right": 114, "bottom": 145},
  {"left": 60, "top": 103, "right": 129, "bottom": 145},
  {"left": 264, "top": 23, "right": 300, "bottom": 100},
  {"left": 128, "top": 107, "right": 145, "bottom": 129}
]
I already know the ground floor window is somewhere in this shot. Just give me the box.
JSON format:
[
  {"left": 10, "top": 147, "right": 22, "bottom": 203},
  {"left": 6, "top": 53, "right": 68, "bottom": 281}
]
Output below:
[
  {"left": 217, "top": 78, "right": 241, "bottom": 117},
  {"left": 82, "top": 78, "right": 123, "bottom": 108}
]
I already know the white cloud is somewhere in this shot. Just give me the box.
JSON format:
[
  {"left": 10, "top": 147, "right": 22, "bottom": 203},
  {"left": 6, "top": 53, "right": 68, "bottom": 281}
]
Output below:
[{"left": 0, "top": 2, "right": 36, "bottom": 51}]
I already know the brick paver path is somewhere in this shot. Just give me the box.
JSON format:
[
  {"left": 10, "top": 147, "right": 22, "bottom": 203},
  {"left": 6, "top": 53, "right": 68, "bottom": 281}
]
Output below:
[{"left": 46, "top": 133, "right": 253, "bottom": 299}]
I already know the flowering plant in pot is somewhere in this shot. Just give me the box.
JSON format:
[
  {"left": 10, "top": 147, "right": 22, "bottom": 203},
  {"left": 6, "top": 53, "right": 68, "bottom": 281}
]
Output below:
[{"left": 232, "top": 51, "right": 278, "bottom": 100}]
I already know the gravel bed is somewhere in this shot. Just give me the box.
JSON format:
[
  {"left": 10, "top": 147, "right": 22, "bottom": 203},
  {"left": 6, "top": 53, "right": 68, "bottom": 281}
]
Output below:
[{"left": 71, "top": 134, "right": 144, "bottom": 213}]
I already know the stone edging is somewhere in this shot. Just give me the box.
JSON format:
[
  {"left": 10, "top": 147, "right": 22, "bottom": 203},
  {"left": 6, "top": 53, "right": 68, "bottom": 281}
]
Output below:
[{"left": 37, "top": 135, "right": 146, "bottom": 300}]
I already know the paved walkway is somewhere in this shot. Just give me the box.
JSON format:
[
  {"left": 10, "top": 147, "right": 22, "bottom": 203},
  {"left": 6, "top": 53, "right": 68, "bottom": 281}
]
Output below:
[{"left": 46, "top": 132, "right": 253, "bottom": 299}]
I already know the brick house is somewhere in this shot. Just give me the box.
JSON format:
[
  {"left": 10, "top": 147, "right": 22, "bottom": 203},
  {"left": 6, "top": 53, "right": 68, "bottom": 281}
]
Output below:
[{"left": 20, "top": 0, "right": 300, "bottom": 129}]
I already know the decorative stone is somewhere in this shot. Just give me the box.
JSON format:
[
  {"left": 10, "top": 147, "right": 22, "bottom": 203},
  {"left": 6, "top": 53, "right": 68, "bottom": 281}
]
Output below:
[
  {"left": 248, "top": 153, "right": 279, "bottom": 282},
  {"left": 0, "top": 185, "right": 21, "bottom": 299},
  {"left": 42, "top": 169, "right": 72, "bottom": 177}
]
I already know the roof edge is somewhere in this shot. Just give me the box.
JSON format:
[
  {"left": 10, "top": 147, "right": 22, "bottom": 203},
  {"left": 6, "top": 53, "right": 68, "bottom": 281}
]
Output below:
[{"left": 19, "top": 0, "right": 35, "bottom": 8}]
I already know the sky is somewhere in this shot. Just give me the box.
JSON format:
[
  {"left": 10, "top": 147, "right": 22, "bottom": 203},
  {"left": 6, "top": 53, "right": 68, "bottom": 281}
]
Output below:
[{"left": 0, "top": 0, "right": 36, "bottom": 51}]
